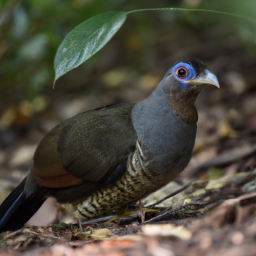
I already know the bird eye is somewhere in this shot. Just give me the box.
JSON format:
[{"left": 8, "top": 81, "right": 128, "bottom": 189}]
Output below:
[{"left": 176, "top": 67, "right": 188, "bottom": 79}]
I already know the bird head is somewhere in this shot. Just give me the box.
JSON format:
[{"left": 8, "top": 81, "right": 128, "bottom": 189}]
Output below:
[
  {"left": 163, "top": 57, "right": 219, "bottom": 97},
  {"left": 161, "top": 57, "right": 219, "bottom": 124}
]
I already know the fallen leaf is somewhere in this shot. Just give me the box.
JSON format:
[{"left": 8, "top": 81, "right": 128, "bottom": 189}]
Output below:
[
  {"left": 91, "top": 228, "right": 111, "bottom": 240},
  {"left": 142, "top": 224, "right": 191, "bottom": 240}
]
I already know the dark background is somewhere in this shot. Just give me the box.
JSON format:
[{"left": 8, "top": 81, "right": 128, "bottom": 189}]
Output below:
[{"left": 0, "top": 0, "right": 256, "bottom": 225}]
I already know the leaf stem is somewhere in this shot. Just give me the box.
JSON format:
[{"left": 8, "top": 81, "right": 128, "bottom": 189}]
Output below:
[{"left": 127, "top": 8, "right": 256, "bottom": 23}]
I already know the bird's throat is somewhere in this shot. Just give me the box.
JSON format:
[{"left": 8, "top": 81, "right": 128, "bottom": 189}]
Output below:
[{"left": 169, "top": 92, "right": 198, "bottom": 125}]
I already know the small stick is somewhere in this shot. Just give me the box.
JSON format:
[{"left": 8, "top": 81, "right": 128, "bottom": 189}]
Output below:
[
  {"left": 142, "top": 201, "right": 208, "bottom": 224},
  {"left": 138, "top": 200, "right": 145, "bottom": 222},
  {"left": 81, "top": 215, "right": 116, "bottom": 224},
  {"left": 78, "top": 218, "right": 83, "bottom": 232},
  {"left": 146, "top": 181, "right": 193, "bottom": 208}
]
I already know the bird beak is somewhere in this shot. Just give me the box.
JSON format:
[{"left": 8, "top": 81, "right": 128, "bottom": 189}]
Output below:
[{"left": 187, "top": 70, "right": 220, "bottom": 88}]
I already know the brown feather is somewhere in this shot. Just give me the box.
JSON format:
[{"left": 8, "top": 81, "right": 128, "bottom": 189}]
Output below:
[
  {"left": 32, "top": 103, "right": 137, "bottom": 189},
  {"left": 33, "top": 164, "right": 82, "bottom": 188}
]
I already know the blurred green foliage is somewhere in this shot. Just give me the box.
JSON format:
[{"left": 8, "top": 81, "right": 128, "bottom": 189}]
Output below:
[{"left": 0, "top": 0, "right": 255, "bottom": 131}]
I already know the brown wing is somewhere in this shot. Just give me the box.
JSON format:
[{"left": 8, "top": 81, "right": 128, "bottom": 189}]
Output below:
[{"left": 32, "top": 103, "right": 137, "bottom": 188}]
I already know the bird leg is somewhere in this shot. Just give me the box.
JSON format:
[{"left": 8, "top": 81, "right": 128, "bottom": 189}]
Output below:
[{"left": 138, "top": 200, "right": 145, "bottom": 222}]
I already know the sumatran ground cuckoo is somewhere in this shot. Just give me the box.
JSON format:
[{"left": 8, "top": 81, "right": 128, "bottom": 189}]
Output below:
[{"left": 0, "top": 57, "right": 219, "bottom": 232}]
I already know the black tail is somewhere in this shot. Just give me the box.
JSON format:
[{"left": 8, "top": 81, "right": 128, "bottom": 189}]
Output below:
[{"left": 0, "top": 178, "right": 45, "bottom": 233}]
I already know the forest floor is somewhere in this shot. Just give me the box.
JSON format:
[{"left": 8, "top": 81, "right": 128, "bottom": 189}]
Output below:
[{"left": 0, "top": 92, "right": 256, "bottom": 255}]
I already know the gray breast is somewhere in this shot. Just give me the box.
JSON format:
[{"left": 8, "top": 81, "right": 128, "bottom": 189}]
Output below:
[{"left": 132, "top": 84, "right": 196, "bottom": 175}]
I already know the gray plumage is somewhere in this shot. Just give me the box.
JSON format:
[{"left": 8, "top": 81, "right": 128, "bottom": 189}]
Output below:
[{"left": 132, "top": 78, "right": 196, "bottom": 176}]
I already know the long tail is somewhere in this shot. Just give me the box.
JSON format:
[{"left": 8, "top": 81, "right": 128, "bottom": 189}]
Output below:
[{"left": 0, "top": 178, "right": 45, "bottom": 233}]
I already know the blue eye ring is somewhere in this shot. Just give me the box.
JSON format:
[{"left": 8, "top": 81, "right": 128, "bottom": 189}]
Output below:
[
  {"left": 176, "top": 67, "right": 188, "bottom": 79},
  {"left": 167, "top": 62, "right": 196, "bottom": 87}
]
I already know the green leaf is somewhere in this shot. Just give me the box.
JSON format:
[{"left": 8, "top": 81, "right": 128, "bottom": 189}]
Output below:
[
  {"left": 54, "top": 8, "right": 255, "bottom": 84},
  {"left": 54, "top": 11, "right": 127, "bottom": 83}
]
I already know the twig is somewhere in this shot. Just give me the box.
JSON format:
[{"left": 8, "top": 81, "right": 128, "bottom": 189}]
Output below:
[{"left": 146, "top": 181, "right": 193, "bottom": 208}]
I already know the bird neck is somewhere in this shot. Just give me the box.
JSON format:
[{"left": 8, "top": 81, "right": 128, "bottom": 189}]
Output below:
[{"left": 168, "top": 91, "right": 199, "bottom": 125}]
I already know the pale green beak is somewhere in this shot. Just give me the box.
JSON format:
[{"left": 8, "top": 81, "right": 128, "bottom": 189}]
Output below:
[{"left": 187, "top": 70, "right": 220, "bottom": 88}]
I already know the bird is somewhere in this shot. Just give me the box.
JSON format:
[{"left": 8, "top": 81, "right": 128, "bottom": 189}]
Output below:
[{"left": 0, "top": 57, "right": 219, "bottom": 233}]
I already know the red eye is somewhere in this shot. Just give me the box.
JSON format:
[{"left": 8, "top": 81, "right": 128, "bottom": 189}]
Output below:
[{"left": 176, "top": 67, "right": 188, "bottom": 78}]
